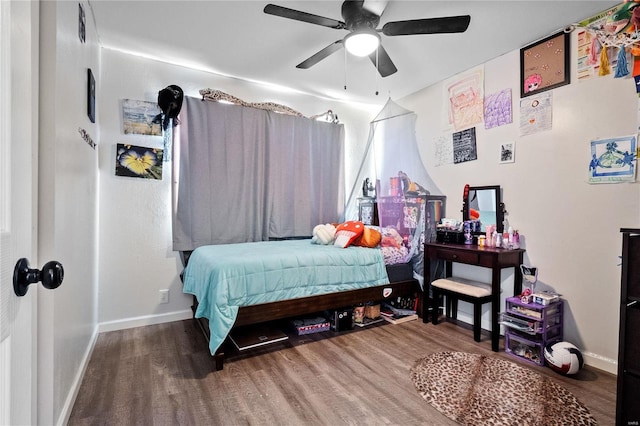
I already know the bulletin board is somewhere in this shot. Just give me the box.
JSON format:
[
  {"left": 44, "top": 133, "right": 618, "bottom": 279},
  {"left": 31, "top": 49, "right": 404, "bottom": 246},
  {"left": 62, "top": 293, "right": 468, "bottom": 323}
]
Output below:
[{"left": 520, "top": 31, "right": 570, "bottom": 98}]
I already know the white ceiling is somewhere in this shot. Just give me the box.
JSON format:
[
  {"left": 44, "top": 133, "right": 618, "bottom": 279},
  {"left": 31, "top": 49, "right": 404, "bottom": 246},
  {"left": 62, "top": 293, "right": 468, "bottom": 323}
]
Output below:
[{"left": 88, "top": 1, "right": 618, "bottom": 105}]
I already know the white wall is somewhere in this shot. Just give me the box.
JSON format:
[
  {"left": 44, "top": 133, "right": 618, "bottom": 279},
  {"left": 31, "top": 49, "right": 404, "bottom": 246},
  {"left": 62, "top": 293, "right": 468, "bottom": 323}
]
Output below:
[
  {"left": 96, "top": 49, "right": 378, "bottom": 329},
  {"left": 38, "top": 1, "right": 100, "bottom": 424},
  {"left": 400, "top": 35, "right": 639, "bottom": 373}
]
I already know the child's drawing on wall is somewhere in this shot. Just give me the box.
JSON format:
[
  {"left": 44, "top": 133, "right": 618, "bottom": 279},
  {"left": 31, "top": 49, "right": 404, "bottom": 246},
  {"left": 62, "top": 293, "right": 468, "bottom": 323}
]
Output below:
[{"left": 588, "top": 136, "right": 637, "bottom": 183}]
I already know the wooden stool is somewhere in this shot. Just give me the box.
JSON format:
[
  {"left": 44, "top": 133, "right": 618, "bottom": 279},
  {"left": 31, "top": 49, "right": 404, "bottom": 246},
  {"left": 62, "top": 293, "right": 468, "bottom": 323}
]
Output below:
[{"left": 431, "top": 277, "right": 493, "bottom": 342}]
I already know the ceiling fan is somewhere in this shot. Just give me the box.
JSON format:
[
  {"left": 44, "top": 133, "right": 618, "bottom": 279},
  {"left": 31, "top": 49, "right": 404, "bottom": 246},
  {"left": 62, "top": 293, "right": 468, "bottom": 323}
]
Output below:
[{"left": 263, "top": 1, "right": 471, "bottom": 77}]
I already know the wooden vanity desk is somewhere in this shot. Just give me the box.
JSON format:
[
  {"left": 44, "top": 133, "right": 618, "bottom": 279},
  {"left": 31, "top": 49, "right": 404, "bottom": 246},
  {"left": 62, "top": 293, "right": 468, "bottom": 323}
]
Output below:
[{"left": 424, "top": 242, "right": 525, "bottom": 352}]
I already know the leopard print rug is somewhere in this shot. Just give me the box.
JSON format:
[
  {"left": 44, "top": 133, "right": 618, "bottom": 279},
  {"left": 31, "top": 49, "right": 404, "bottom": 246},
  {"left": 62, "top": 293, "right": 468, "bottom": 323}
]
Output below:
[{"left": 410, "top": 352, "right": 597, "bottom": 425}]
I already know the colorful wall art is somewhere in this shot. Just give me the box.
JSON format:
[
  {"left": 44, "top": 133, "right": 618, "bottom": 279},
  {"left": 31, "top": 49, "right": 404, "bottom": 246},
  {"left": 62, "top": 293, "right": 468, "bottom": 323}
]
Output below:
[
  {"left": 115, "top": 144, "right": 163, "bottom": 179},
  {"left": 444, "top": 66, "right": 484, "bottom": 131},
  {"left": 588, "top": 135, "right": 637, "bottom": 183},
  {"left": 484, "top": 89, "right": 513, "bottom": 129}
]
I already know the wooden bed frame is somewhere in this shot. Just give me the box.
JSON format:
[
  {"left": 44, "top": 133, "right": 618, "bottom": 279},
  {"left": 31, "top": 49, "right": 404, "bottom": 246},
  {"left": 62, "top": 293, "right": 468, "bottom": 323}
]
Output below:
[{"left": 181, "top": 251, "right": 422, "bottom": 371}]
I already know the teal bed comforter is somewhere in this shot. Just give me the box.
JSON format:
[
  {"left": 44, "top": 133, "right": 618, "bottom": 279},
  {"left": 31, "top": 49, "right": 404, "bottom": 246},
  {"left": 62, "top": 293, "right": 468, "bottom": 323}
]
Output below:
[{"left": 182, "top": 239, "right": 390, "bottom": 355}]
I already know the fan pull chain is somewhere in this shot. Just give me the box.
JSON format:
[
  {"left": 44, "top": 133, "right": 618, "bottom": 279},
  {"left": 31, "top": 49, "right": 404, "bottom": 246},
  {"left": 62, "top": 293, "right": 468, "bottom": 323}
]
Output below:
[
  {"left": 344, "top": 47, "right": 348, "bottom": 91},
  {"left": 375, "top": 47, "right": 379, "bottom": 96}
]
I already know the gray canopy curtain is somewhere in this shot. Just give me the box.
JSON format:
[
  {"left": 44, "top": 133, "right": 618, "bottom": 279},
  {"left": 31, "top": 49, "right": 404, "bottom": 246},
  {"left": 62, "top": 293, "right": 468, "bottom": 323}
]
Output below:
[{"left": 172, "top": 96, "right": 345, "bottom": 251}]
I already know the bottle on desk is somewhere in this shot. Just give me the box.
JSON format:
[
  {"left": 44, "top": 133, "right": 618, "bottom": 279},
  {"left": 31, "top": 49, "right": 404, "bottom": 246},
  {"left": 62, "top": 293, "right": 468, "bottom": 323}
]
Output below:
[
  {"left": 486, "top": 225, "right": 495, "bottom": 247},
  {"left": 464, "top": 221, "right": 473, "bottom": 245},
  {"left": 512, "top": 230, "right": 520, "bottom": 249}
]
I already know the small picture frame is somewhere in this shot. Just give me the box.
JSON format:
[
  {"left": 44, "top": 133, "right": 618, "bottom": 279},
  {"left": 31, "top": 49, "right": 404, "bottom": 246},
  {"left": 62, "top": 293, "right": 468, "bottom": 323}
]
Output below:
[
  {"left": 87, "top": 68, "right": 95, "bottom": 123},
  {"left": 500, "top": 141, "right": 515, "bottom": 163},
  {"left": 520, "top": 31, "right": 570, "bottom": 98},
  {"left": 78, "top": 3, "right": 86, "bottom": 43}
]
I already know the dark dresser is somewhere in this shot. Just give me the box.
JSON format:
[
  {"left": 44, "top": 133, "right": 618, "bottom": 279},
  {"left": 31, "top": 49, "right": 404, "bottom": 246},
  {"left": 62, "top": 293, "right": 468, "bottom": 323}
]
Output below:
[{"left": 617, "top": 228, "right": 640, "bottom": 425}]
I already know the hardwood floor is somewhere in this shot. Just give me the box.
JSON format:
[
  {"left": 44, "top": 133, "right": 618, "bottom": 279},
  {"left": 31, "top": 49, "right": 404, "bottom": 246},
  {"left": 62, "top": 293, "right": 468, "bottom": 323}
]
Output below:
[{"left": 68, "top": 319, "right": 616, "bottom": 425}]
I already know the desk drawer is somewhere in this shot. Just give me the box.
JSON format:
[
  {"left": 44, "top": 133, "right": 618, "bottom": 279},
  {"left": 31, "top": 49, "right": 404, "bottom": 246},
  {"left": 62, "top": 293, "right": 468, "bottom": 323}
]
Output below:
[{"left": 435, "top": 248, "right": 479, "bottom": 264}]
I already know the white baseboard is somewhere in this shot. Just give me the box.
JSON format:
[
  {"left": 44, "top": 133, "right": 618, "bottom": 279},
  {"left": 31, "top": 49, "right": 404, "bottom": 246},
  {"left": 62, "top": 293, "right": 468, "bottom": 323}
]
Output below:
[
  {"left": 98, "top": 309, "right": 193, "bottom": 333},
  {"left": 56, "top": 326, "right": 99, "bottom": 426},
  {"left": 582, "top": 351, "right": 617, "bottom": 375}
]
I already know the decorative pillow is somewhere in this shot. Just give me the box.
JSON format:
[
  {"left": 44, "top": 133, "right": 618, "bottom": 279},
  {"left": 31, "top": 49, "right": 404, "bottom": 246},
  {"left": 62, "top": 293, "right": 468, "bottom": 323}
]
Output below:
[
  {"left": 311, "top": 223, "right": 336, "bottom": 245},
  {"left": 353, "top": 226, "right": 382, "bottom": 248},
  {"left": 334, "top": 221, "right": 365, "bottom": 248}
]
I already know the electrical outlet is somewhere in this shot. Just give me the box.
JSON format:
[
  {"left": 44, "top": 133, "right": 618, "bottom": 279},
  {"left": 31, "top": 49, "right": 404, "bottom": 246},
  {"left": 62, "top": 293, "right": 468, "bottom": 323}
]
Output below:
[{"left": 159, "top": 289, "right": 169, "bottom": 304}]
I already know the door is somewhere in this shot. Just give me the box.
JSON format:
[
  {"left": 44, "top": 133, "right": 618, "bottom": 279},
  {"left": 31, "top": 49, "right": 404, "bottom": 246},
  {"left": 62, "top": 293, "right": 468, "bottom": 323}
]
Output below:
[{"left": 0, "top": 1, "right": 39, "bottom": 424}]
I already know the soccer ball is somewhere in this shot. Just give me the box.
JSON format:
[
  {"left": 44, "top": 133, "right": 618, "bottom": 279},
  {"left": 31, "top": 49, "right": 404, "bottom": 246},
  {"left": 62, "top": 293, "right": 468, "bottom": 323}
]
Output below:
[{"left": 544, "top": 341, "right": 584, "bottom": 375}]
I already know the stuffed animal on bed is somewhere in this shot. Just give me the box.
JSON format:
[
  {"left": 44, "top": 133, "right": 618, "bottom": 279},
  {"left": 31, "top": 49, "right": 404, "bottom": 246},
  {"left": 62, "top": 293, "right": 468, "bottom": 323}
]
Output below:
[
  {"left": 311, "top": 223, "right": 336, "bottom": 245},
  {"left": 352, "top": 226, "right": 382, "bottom": 248},
  {"left": 380, "top": 227, "right": 404, "bottom": 249},
  {"left": 334, "top": 221, "right": 365, "bottom": 248}
]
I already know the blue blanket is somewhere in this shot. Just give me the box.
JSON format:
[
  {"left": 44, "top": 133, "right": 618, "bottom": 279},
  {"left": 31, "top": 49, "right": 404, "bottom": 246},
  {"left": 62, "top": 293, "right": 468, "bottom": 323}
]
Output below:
[{"left": 182, "top": 239, "right": 390, "bottom": 354}]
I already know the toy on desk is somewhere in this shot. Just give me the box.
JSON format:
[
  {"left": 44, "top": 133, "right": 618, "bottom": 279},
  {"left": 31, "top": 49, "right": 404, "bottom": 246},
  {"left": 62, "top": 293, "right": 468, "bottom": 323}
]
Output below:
[{"left": 519, "top": 288, "right": 533, "bottom": 304}]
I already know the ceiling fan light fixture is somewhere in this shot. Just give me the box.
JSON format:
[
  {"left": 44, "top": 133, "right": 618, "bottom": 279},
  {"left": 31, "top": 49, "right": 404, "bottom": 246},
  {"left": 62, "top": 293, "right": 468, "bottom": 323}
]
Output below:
[{"left": 344, "top": 30, "right": 380, "bottom": 57}]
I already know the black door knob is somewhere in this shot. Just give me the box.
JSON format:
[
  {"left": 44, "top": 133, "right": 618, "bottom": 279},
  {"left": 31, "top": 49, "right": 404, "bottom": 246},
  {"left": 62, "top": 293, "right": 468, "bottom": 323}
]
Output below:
[{"left": 13, "top": 258, "right": 64, "bottom": 297}]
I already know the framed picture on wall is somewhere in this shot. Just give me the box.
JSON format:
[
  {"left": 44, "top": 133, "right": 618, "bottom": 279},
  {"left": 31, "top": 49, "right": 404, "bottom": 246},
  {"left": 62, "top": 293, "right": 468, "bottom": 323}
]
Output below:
[
  {"left": 115, "top": 143, "right": 164, "bottom": 179},
  {"left": 87, "top": 68, "right": 95, "bottom": 123},
  {"left": 520, "top": 31, "right": 570, "bottom": 98},
  {"left": 499, "top": 141, "right": 515, "bottom": 164},
  {"left": 78, "top": 3, "right": 86, "bottom": 43}
]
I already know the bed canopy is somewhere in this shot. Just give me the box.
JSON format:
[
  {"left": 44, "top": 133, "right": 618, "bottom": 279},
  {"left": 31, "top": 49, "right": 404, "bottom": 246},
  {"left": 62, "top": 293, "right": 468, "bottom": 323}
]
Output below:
[{"left": 346, "top": 99, "right": 444, "bottom": 284}]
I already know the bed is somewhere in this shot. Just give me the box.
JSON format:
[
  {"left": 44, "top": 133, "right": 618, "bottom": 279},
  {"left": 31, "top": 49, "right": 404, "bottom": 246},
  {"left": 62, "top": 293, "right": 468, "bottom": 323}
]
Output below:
[{"left": 181, "top": 238, "right": 421, "bottom": 370}]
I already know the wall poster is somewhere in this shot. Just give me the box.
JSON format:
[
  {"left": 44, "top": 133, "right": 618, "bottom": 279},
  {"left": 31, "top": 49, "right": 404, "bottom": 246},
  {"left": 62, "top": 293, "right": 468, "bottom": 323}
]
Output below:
[
  {"left": 519, "top": 92, "right": 552, "bottom": 136},
  {"left": 588, "top": 135, "right": 637, "bottom": 184},
  {"left": 434, "top": 134, "right": 453, "bottom": 166},
  {"left": 115, "top": 143, "right": 164, "bottom": 179},
  {"left": 444, "top": 66, "right": 484, "bottom": 131},
  {"left": 484, "top": 88, "right": 512, "bottom": 129},
  {"left": 122, "top": 99, "right": 162, "bottom": 136},
  {"left": 452, "top": 127, "right": 477, "bottom": 164}
]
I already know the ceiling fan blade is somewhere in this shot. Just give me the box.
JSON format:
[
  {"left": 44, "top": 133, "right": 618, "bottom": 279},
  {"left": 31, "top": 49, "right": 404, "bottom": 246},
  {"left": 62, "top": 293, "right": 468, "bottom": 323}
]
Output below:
[
  {"left": 362, "top": 0, "right": 388, "bottom": 17},
  {"left": 382, "top": 15, "right": 471, "bottom": 36},
  {"left": 296, "top": 40, "right": 344, "bottom": 69},
  {"left": 368, "top": 45, "right": 397, "bottom": 77},
  {"left": 264, "top": 4, "right": 346, "bottom": 29}
]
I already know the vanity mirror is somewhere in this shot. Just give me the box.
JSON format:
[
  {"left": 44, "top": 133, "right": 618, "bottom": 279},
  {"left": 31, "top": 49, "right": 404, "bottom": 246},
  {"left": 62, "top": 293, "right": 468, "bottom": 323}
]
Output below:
[{"left": 462, "top": 185, "right": 504, "bottom": 233}]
